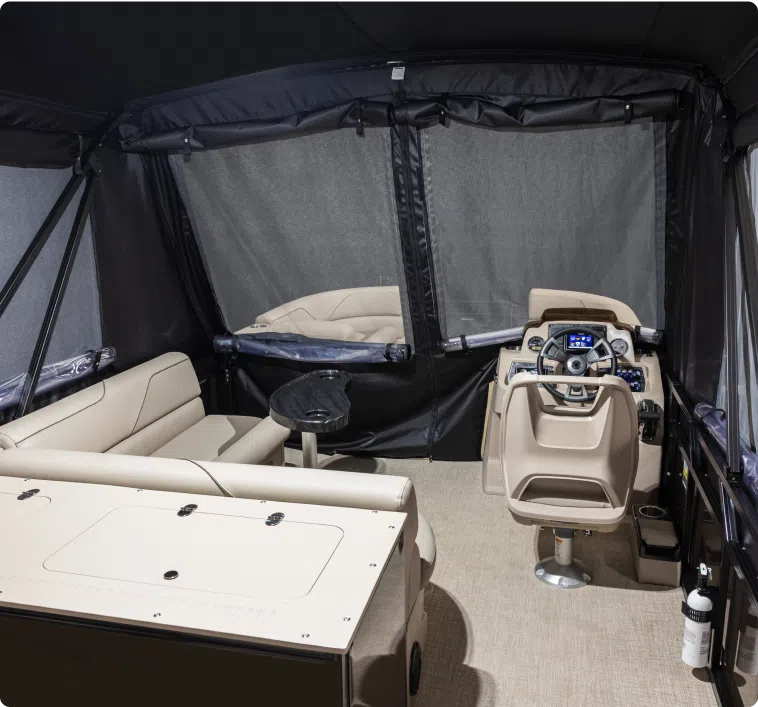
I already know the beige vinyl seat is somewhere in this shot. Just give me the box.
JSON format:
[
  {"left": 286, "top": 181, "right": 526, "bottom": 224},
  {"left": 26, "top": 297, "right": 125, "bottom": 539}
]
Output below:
[
  {"left": 498, "top": 373, "right": 639, "bottom": 588},
  {"left": 0, "top": 447, "right": 436, "bottom": 694},
  {"left": 0, "top": 352, "right": 290, "bottom": 466},
  {"left": 237, "top": 286, "right": 405, "bottom": 344}
]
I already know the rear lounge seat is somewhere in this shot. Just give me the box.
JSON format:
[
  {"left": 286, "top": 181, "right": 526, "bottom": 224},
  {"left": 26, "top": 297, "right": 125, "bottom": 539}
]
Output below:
[
  {"left": 236, "top": 286, "right": 405, "bottom": 344},
  {"left": 0, "top": 352, "right": 289, "bottom": 465}
]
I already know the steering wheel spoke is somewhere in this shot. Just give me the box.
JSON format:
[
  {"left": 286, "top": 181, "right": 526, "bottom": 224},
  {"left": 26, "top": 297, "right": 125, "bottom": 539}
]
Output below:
[
  {"left": 585, "top": 340, "right": 614, "bottom": 366},
  {"left": 542, "top": 338, "right": 568, "bottom": 363}
]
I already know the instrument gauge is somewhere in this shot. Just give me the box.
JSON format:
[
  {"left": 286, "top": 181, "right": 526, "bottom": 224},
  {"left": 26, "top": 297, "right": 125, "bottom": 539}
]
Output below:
[
  {"left": 527, "top": 336, "right": 545, "bottom": 353},
  {"left": 611, "top": 338, "right": 629, "bottom": 356}
]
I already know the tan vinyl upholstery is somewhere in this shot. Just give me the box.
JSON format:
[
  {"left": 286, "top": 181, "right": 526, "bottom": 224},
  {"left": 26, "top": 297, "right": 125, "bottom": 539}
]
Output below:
[
  {"left": 0, "top": 353, "right": 289, "bottom": 466},
  {"left": 0, "top": 448, "right": 435, "bottom": 617},
  {"left": 500, "top": 374, "right": 639, "bottom": 532},
  {"left": 237, "top": 286, "right": 405, "bottom": 344}
]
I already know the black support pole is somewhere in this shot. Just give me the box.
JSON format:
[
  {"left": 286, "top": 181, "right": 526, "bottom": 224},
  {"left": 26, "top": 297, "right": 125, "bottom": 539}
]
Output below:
[
  {"left": 724, "top": 161, "right": 742, "bottom": 482},
  {"left": 0, "top": 168, "right": 89, "bottom": 321},
  {"left": 13, "top": 173, "right": 96, "bottom": 420}
]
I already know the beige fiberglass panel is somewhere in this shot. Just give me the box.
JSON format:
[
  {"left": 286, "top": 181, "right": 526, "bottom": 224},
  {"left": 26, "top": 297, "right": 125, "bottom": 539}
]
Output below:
[
  {"left": 0, "top": 490, "right": 50, "bottom": 525},
  {"left": 0, "top": 475, "right": 405, "bottom": 654},
  {"left": 500, "top": 374, "right": 638, "bottom": 529},
  {"left": 482, "top": 308, "right": 665, "bottom": 502},
  {"left": 527, "top": 288, "right": 642, "bottom": 325},
  {"left": 44, "top": 507, "right": 343, "bottom": 600}
]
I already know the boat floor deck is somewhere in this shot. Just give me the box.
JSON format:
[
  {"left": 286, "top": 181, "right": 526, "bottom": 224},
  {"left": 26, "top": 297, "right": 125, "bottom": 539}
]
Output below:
[{"left": 285, "top": 448, "right": 716, "bottom": 707}]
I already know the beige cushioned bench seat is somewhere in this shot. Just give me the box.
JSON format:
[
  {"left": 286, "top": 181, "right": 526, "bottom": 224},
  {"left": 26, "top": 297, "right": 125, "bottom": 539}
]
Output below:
[
  {"left": 237, "top": 286, "right": 406, "bottom": 344},
  {"left": 0, "top": 352, "right": 289, "bottom": 466}
]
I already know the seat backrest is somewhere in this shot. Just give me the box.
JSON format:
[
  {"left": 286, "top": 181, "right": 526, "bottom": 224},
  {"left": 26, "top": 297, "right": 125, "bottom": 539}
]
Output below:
[
  {"left": 501, "top": 374, "right": 639, "bottom": 530},
  {"left": 0, "top": 353, "right": 203, "bottom": 454}
]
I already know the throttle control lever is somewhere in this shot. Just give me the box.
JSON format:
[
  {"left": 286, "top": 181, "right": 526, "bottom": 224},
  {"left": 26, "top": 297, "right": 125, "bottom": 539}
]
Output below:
[{"left": 638, "top": 399, "right": 661, "bottom": 441}]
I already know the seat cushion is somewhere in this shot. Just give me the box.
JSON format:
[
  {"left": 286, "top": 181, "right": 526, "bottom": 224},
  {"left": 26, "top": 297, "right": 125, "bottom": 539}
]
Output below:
[
  {"left": 417, "top": 512, "right": 436, "bottom": 588},
  {"left": 152, "top": 415, "right": 260, "bottom": 461}
]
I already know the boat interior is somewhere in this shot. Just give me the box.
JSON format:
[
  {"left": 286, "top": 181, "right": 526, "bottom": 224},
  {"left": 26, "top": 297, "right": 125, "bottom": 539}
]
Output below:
[{"left": 1, "top": 4, "right": 758, "bottom": 707}]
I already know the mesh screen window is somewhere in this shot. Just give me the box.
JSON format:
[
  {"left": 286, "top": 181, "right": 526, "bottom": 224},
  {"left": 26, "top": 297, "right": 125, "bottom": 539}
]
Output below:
[
  {"left": 421, "top": 120, "right": 665, "bottom": 337},
  {"left": 171, "top": 129, "right": 412, "bottom": 348}
]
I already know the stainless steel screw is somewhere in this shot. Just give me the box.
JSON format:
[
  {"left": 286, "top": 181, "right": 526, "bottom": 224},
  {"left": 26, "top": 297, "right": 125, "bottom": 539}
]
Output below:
[
  {"left": 153, "top": 613, "right": 161, "bottom": 618},
  {"left": 343, "top": 617, "right": 351, "bottom": 622},
  {"left": 302, "top": 633, "right": 310, "bottom": 638}
]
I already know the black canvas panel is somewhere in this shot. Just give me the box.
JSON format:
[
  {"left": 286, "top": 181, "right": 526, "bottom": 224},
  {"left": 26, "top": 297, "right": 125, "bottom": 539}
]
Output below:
[
  {"left": 90, "top": 149, "right": 210, "bottom": 371},
  {"left": 1, "top": 3, "right": 756, "bottom": 114},
  {"left": 664, "top": 98, "right": 727, "bottom": 404},
  {"left": 0, "top": 128, "right": 80, "bottom": 168},
  {"left": 120, "top": 61, "right": 696, "bottom": 151},
  {"left": 232, "top": 347, "right": 496, "bottom": 460},
  {"left": 142, "top": 153, "right": 224, "bottom": 341}
]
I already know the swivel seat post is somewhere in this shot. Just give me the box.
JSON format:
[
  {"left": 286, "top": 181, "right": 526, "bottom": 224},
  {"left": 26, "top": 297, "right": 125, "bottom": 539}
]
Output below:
[
  {"left": 535, "top": 528, "right": 592, "bottom": 589},
  {"left": 301, "top": 431, "right": 319, "bottom": 469}
]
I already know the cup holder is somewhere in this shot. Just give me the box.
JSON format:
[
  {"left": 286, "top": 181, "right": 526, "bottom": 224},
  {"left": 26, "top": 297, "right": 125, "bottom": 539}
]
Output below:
[
  {"left": 306, "top": 409, "right": 330, "bottom": 420},
  {"left": 319, "top": 372, "right": 339, "bottom": 380},
  {"left": 637, "top": 505, "right": 667, "bottom": 520}
]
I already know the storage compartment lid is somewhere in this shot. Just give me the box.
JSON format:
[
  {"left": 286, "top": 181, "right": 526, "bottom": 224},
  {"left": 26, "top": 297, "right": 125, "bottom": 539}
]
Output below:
[{"left": 44, "top": 506, "right": 343, "bottom": 600}]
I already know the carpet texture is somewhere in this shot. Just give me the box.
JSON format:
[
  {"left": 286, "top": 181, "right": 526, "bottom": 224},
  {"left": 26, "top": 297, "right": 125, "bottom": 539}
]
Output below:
[{"left": 284, "top": 449, "right": 716, "bottom": 707}]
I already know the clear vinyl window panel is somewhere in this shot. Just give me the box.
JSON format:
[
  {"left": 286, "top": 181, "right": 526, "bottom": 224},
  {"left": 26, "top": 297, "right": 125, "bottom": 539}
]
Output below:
[
  {"left": 421, "top": 120, "right": 666, "bottom": 337},
  {"left": 0, "top": 166, "right": 102, "bottom": 382},
  {"left": 171, "top": 129, "right": 412, "bottom": 348}
]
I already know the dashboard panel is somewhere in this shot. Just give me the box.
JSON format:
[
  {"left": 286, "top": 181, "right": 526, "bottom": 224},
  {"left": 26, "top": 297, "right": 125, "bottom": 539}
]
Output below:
[{"left": 508, "top": 360, "right": 645, "bottom": 391}]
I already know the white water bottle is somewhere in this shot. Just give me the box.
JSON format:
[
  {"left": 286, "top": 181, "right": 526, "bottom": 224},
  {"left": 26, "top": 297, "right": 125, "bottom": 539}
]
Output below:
[
  {"left": 682, "top": 563, "right": 713, "bottom": 668},
  {"left": 737, "top": 598, "right": 758, "bottom": 674}
]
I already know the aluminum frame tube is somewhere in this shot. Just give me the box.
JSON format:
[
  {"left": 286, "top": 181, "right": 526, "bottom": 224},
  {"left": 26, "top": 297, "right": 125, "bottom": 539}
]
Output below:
[{"left": 13, "top": 174, "right": 95, "bottom": 419}]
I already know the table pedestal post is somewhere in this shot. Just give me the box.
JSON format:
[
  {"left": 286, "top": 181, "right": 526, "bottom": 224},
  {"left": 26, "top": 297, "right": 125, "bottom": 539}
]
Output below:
[{"left": 302, "top": 432, "right": 319, "bottom": 469}]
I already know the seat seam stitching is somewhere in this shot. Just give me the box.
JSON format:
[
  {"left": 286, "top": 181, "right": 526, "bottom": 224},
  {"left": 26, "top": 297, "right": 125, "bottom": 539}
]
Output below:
[
  {"left": 129, "top": 358, "right": 197, "bottom": 436},
  {"left": 325, "top": 293, "right": 353, "bottom": 321}
]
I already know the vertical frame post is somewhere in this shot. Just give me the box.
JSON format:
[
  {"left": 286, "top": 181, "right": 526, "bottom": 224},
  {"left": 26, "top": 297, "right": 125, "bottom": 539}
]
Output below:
[{"left": 724, "top": 162, "right": 742, "bottom": 482}]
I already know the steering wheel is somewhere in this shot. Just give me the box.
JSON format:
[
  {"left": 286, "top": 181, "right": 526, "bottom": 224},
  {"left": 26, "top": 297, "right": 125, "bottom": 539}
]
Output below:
[{"left": 536, "top": 327, "right": 618, "bottom": 403}]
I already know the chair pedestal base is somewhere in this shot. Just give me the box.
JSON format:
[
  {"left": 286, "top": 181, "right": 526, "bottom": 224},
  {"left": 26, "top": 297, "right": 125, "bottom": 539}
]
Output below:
[
  {"left": 535, "top": 528, "right": 591, "bottom": 588},
  {"left": 535, "top": 557, "right": 591, "bottom": 589}
]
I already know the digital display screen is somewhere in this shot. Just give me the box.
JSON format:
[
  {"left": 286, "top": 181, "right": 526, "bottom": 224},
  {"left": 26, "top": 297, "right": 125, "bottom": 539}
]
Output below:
[{"left": 567, "top": 333, "right": 594, "bottom": 350}]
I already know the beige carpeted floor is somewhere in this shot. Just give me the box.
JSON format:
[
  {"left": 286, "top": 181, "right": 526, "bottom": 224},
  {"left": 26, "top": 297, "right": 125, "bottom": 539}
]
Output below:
[{"left": 285, "top": 449, "right": 717, "bottom": 707}]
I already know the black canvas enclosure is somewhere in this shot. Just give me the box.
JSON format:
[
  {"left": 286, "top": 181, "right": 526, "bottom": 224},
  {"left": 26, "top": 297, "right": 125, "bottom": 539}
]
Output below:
[{"left": 0, "top": 2, "right": 756, "bottom": 458}]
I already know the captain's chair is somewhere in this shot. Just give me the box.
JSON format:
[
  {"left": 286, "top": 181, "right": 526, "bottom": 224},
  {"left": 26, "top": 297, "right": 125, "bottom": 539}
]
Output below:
[{"left": 500, "top": 373, "right": 639, "bottom": 588}]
